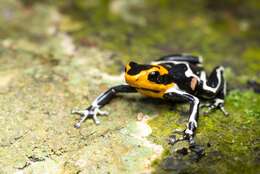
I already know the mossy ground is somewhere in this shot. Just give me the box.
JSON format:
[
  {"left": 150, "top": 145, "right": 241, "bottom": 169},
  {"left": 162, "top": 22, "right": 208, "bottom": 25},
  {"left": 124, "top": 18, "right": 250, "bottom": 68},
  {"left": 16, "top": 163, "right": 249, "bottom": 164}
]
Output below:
[
  {"left": 0, "top": 0, "right": 260, "bottom": 173},
  {"left": 149, "top": 90, "right": 260, "bottom": 173}
]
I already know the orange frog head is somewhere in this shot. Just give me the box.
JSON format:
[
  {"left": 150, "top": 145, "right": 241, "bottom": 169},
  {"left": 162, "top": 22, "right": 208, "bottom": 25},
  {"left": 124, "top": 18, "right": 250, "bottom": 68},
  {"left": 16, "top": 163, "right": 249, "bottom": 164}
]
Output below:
[{"left": 124, "top": 61, "right": 174, "bottom": 97}]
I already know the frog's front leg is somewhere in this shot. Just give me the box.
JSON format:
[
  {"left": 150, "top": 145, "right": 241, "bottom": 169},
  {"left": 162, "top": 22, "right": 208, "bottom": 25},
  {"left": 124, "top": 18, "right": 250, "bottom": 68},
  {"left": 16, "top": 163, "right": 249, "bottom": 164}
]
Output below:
[
  {"left": 72, "top": 85, "right": 137, "bottom": 128},
  {"left": 164, "top": 88, "right": 200, "bottom": 145}
]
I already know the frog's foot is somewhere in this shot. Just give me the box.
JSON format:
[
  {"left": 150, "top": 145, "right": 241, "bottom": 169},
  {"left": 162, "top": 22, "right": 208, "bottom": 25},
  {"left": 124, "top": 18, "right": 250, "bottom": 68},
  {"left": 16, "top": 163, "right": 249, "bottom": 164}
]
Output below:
[
  {"left": 72, "top": 107, "right": 109, "bottom": 128},
  {"left": 168, "top": 129, "right": 195, "bottom": 146},
  {"left": 168, "top": 119, "right": 197, "bottom": 146},
  {"left": 202, "top": 99, "right": 229, "bottom": 116}
]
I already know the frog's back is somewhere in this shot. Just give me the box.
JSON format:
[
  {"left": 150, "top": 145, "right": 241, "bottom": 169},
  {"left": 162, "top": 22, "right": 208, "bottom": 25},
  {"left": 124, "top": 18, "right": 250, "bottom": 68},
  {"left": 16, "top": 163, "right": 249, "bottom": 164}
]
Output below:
[
  {"left": 154, "top": 54, "right": 203, "bottom": 65},
  {"left": 151, "top": 53, "right": 204, "bottom": 79},
  {"left": 150, "top": 54, "right": 204, "bottom": 94}
]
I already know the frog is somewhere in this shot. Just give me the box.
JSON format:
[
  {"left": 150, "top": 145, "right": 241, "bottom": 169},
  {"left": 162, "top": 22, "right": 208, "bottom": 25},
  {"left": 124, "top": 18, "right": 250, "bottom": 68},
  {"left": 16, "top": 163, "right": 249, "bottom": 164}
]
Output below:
[{"left": 72, "top": 54, "right": 228, "bottom": 145}]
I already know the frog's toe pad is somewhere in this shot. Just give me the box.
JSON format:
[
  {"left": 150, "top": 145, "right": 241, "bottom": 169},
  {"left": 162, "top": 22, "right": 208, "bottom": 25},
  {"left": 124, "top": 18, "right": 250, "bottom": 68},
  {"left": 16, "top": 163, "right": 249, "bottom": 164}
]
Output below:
[
  {"left": 96, "top": 108, "right": 109, "bottom": 116},
  {"left": 168, "top": 135, "right": 178, "bottom": 145},
  {"left": 71, "top": 109, "right": 90, "bottom": 116},
  {"left": 74, "top": 122, "right": 81, "bottom": 129}
]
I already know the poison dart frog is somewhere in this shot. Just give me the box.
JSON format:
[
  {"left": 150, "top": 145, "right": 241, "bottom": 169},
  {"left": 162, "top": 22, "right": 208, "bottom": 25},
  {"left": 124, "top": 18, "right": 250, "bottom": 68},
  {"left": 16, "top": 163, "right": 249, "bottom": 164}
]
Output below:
[{"left": 72, "top": 54, "right": 228, "bottom": 145}]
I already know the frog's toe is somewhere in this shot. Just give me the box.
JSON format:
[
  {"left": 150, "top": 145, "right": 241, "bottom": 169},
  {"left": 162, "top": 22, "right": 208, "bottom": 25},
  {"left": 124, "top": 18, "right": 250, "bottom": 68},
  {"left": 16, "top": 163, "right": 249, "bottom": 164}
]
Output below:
[
  {"left": 184, "top": 131, "right": 195, "bottom": 146},
  {"left": 74, "top": 115, "right": 89, "bottom": 128},
  {"left": 91, "top": 107, "right": 110, "bottom": 124},
  {"left": 96, "top": 108, "right": 109, "bottom": 116},
  {"left": 71, "top": 109, "right": 88, "bottom": 115},
  {"left": 203, "top": 105, "right": 216, "bottom": 115},
  {"left": 72, "top": 108, "right": 92, "bottom": 128},
  {"left": 168, "top": 130, "right": 195, "bottom": 146},
  {"left": 203, "top": 98, "right": 229, "bottom": 116},
  {"left": 168, "top": 130, "right": 185, "bottom": 145},
  {"left": 92, "top": 114, "right": 101, "bottom": 125},
  {"left": 168, "top": 135, "right": 178, "bottom": 145},
  {"left": 74, "top": 122, "right": 82, "bottom": 129},
  {"left": 219, "top": 104, "right": 229, "bottom": 116}
]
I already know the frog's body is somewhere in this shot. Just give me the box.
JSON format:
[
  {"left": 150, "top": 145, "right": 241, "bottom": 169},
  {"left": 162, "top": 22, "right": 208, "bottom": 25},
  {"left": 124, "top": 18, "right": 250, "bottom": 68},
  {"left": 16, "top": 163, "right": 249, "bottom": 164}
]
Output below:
[{"left": 72, "top": 54, "right": 228, "bottom": 145}]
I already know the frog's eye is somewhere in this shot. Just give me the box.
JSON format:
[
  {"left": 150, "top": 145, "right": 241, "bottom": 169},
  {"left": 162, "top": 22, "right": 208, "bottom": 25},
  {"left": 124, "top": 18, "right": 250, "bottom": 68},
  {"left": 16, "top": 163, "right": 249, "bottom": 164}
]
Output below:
[{"left": 148, "top": 71, "right": 160, "bottom": 81}]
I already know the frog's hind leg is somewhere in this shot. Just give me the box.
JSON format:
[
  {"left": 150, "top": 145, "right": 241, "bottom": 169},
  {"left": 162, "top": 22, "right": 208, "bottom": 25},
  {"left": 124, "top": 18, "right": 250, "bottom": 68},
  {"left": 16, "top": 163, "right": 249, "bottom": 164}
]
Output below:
[{"left": 198, "top": 66, "right": 228, "bottom": 116}]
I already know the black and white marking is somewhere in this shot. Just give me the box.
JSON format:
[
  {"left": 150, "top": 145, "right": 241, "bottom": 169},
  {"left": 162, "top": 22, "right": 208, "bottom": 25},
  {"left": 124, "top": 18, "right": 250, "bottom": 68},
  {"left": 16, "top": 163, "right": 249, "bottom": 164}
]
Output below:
[
  {"left": 164, "top": 86, "right": 199, "bottom": 141},
  {"left": 72, "top": 85, "right": 137, "bottom": 128}
]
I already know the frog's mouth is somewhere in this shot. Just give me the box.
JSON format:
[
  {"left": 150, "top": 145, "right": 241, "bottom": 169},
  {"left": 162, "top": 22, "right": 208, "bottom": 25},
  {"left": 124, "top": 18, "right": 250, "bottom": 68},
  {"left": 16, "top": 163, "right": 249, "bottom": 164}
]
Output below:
[{"left": 137, "top": 87, "right": 161, "bottom": 93}]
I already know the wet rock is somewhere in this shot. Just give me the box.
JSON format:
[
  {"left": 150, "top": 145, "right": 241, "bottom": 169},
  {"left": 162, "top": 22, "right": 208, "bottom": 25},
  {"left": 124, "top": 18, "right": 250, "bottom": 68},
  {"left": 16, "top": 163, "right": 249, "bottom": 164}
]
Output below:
[
  {"left": 176, "top": 147, "right": 189, "bottom": 156},
  {"left": 189, "top": 144, "right": 205, "bottom": 162},
  {"left": 161, "top": 156, "right": 188, "bottom": 172}
]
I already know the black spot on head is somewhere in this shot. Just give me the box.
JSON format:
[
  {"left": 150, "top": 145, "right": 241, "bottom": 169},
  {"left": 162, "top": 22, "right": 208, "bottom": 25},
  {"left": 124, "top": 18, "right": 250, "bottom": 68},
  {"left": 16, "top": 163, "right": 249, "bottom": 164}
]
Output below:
[{"left": 127, "top": 61, "right": 153, "bottom": 75}]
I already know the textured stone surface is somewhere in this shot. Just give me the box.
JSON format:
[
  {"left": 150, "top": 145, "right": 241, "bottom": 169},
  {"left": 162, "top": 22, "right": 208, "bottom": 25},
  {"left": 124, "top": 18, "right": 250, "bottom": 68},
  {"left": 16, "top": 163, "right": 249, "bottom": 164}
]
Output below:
[{"left": 0, "top": 1, "right": 163, "bottom": 173}]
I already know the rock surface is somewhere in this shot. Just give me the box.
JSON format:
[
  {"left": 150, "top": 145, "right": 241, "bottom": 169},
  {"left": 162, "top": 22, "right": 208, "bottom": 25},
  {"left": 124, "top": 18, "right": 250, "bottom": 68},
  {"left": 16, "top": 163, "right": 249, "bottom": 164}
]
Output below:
[{"left": 0, "top": 1, "right": 163, "bottom": 173}]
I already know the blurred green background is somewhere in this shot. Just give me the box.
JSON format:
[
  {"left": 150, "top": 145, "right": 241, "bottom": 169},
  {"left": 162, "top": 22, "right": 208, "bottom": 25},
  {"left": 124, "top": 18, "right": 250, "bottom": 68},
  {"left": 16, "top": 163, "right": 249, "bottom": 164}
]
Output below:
[
  {"left": 19, "top": 0, "right": 260, "bottom": 78},
  {"left": 3, "top": 0, "right": 260, "bottom": 81}
]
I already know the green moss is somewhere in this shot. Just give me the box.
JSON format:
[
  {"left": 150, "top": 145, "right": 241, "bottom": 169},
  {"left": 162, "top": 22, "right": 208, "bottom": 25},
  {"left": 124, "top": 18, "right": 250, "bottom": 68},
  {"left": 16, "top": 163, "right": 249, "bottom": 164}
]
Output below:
[
  {"left": 148, "top": 108, "right": 186, "bottom": 147},
  {"left": 148, "top": 90, "right": 260, "bottom": 173}
]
